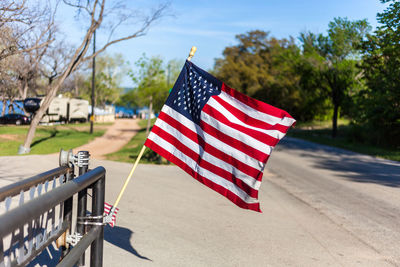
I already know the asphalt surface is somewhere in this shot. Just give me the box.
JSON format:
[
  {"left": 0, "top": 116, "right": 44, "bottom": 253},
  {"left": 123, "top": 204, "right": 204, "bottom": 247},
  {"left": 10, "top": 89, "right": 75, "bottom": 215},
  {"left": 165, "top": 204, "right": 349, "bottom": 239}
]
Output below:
[
  {"left": 0, "top": 137, "right": 399, "bottom": 266},
  {"left": 267, "top": 137, "right": 400, "bottom": 266}
]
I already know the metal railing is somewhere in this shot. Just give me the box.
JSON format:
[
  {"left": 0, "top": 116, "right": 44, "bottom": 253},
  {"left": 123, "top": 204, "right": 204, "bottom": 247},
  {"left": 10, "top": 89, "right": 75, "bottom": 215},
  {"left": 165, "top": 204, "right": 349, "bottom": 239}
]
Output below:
[{"left": 0, "top": 150, "right": 105, "bottom": 267}]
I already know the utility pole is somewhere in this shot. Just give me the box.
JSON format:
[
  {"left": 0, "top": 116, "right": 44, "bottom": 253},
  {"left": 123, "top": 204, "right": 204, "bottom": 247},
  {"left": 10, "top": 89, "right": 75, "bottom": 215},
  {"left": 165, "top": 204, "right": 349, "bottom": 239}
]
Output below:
[
  {"left": 167, "top": 63, "right": 171, "bottom": 88},
  {"left": 90, "top": 30, "right": 96, "bottom": 134}
]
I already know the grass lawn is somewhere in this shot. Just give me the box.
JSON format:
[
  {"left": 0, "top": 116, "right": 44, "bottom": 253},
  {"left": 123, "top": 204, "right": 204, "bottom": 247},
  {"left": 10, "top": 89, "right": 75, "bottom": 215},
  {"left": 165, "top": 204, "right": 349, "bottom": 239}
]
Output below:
[
  {"left": 105, "top": 119, "right": 163, "bottom": 164},
  {"left": 288, "top": 121, "right": 400, "bottom": 162},
  {"left": 0, "top": 123, "right": 108, "bottom": 156}
]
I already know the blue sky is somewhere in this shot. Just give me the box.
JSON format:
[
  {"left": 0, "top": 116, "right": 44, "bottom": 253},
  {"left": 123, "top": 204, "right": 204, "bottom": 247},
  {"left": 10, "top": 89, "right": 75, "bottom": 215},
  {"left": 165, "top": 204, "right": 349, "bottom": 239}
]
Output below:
[{"left": 56, "top": 0, "right": 387, "bottom": 87}]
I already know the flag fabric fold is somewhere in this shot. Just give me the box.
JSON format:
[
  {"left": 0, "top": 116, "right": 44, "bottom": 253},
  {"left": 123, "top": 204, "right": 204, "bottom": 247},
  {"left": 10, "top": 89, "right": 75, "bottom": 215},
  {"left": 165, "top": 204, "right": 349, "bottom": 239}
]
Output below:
[{"left": 145, "top": 60, "right": 295, "bottom": 212}]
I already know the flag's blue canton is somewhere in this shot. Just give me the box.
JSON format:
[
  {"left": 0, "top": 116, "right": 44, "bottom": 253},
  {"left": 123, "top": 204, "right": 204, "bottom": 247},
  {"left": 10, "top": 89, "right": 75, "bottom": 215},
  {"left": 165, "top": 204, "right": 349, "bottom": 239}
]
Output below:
[{"left": 167, "top": 62, "right": 221, "bottom": 124}]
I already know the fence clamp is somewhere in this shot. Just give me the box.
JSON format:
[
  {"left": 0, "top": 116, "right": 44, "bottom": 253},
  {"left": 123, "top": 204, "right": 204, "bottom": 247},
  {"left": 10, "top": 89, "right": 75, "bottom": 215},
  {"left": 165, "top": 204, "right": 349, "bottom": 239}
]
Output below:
[
  {"left": 59, "top": 149, "right": 90, "bottom": 168},
  {"left": 77, "top": 214, "right": 107, "bottom": 226},
  {"left": 59, "top": 149, "right": 74, "bottom": 167},
  {"left": 66, "top": 232, "right": 83, "bottom": 246},
  {"left": 75, "top": 151, "right": 90, "bottom": 168},
  {"left": 104, "top": 212, "right": 115, "bottom": 225}
]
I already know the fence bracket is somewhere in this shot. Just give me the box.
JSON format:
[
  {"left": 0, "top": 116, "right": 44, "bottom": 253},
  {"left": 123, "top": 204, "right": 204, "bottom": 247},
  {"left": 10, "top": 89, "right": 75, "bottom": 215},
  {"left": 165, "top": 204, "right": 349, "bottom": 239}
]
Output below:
[
  {"left": 59, "top": 149, "right": 90, "bottom": 168},
  {"left": 66, "top": 232, "right": 83, "bottom": 246},
  {"left": 77, "top": 214, "right": 107, "bottom": 226},
  {"left": 56, "top": 230, "right": 69, "bottom": 249},
  {"left": 103, "top": 212, "right": 115, "bottom": 225}
]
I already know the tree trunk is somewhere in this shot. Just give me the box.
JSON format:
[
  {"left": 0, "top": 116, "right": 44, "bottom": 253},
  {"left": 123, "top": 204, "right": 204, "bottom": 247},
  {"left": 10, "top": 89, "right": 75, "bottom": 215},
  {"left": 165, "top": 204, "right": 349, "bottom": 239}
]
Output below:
[
  {"left": 22, "top": 80, "right": 29, "bottom": 100},
  {"left": 20, "top": 81, "right": 29, "bottom": 115},
  {"left": 329, "top": 71, "right": 340, "bottom": 139},
  {"left": 1, "top": 99, "right": 6, "bottom": 116},
  {"left": 146, "top": 95, "right": 153, "bottom": 135},
  {"left": 20, "top": 109, "right": 41, "bottom": 153},
  {"left": 19, "top": 81, "right": 61, "bottom": 154},
  {"left": 75, "top": 83, "right": 79, "bottom": 97},
  {"left": 332, "top": 101, "right": 339, "bottom": 138},
  {"left": 8, "top": 99, "right": 14, "bottom": 113}
]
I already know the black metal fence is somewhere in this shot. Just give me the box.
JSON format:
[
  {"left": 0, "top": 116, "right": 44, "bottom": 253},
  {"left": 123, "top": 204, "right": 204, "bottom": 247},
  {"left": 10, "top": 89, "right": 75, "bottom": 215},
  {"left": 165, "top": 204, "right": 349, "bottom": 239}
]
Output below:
[{"left": 0, "top": 151, "right": 105, "bottom": 267}]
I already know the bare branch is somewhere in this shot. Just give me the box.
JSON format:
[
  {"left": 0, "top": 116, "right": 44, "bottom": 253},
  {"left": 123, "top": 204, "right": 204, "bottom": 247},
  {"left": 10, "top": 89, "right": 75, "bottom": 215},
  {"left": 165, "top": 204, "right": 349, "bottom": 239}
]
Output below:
[
  {"left": 0, "top": 0, "right": 56, "bottom": 61},
  {"left": 19, "top": 0, "right": 170, "bottom": 153},
  {"left": 83, "top": 2, "right": 168, "bottom": 62},
  {"left": 62, "top": 0, "right": 91, "bottom": 14}
]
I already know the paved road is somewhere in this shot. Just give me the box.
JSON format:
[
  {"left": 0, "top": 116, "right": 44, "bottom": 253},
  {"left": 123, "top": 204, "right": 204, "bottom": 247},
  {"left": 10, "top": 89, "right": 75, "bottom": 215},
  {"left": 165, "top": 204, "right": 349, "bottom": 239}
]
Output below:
[
  {"left": 268, "top": 137, "right": 400, "bottom": 266},
  {"left": 0, "top": 137, "right": 399, "bottom": 266}
]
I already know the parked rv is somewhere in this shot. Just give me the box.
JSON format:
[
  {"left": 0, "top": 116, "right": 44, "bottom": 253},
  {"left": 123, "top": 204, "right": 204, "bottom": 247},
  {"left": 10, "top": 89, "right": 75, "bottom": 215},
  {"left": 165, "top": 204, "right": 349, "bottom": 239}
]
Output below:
[{"left": 23, "top": 96, "right": 89, "bottom": 123}]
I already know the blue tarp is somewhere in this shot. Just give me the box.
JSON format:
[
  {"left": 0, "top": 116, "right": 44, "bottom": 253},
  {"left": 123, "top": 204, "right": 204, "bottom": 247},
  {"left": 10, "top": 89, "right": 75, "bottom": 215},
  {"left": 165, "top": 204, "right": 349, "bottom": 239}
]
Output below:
[
  {"left": 115, "top": 106, "right": 136, "bottom": 116},
  {"left": 0, "top": 100, "right": 25, "bottom": 114}
]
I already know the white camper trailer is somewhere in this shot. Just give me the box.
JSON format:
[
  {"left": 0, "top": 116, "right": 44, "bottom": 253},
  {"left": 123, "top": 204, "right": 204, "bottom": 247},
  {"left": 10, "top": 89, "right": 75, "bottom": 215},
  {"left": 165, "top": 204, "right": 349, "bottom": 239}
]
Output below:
[
  {"left": 24, "top": 96, "right": 89, "bottom": 123},
  {"left": 68, "top": 98, "right": 89, "bottom": 122},
  {"left": 41, "top": 97, "right": 69, "bottom": 123}
]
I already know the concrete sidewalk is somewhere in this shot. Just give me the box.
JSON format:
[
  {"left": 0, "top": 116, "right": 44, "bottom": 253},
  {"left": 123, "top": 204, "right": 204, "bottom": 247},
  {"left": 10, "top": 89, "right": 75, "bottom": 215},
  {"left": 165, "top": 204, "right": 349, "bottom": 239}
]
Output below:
[{"left": 0, "top": 154, "right": 390, "bottom": 266}]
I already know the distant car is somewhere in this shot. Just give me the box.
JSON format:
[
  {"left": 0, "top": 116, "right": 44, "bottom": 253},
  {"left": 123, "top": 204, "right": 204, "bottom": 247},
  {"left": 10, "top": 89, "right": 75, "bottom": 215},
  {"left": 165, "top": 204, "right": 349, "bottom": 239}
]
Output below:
[{"left": 0, "top": 113, "right": 31, "bottom": 125}]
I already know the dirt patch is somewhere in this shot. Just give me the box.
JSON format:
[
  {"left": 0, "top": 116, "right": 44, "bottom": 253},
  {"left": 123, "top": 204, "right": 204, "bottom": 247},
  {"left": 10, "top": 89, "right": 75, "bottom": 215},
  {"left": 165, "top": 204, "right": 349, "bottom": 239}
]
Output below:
[
  {"left": 73, "top": 118, "right": 140, "bottom": 159},
  {"left": 0, "top": 134, "right": 19, "bottom": 141},
  {"left": 41, "top": 124, "right": 111, "bottom": 132}
]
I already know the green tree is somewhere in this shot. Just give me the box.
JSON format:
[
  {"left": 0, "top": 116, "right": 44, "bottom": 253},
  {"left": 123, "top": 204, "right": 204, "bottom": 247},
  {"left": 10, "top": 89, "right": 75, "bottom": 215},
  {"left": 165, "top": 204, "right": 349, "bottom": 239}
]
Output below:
[
  {"left": 214, "top": 30, "right": 305, "bottom": 119},
  {"left": 296, "top": 34, "right": 332, "bottom": 121},
  {"left": 81, "top": 53, "right": 128, "bottom": 106},
  {"left": 119, "top": 57, "right": 183, "bottom": 116},
  {"left": 130, "top": 55, "right": 170, "bottom": 133},
  {"left": 116, "top": 88, "right": 139, "bottom": 109},
  {"left": 299, "top": 18, "right": 371, "bottom": 137},
  {"left": 166, "top": 59, "right": 184, "bottom": 88},
  {"left": 358, "top": 0, "right": 400, "bottom": 147},
  {"left": 131, "top": 55, "right": 169, "bottom": 110}
]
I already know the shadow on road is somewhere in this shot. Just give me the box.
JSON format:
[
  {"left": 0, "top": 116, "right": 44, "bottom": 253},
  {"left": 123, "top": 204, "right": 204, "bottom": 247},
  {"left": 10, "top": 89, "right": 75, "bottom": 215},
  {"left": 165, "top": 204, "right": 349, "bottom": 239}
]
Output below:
[
  {"left": 27, "top": 243, "right": 60, "bottom": 267},
  {"left": 278, "top": 138, "right": 400, "bottom": 187},
  {"left": 24, "top": 225, "right": 151, "bottom": 266},
  {"left": 104, "top": 225, "right": 151, "bottom": 261}
]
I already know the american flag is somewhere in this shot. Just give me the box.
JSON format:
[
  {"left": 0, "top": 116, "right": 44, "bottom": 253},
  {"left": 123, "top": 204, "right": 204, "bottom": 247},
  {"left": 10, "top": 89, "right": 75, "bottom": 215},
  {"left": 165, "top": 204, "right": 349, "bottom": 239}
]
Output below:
[
  {"left": 144, "top": 61, "right": 295, "bottom": 212},
  {"left": 104, "top": 202, "right": 119, "bottom": 227}
]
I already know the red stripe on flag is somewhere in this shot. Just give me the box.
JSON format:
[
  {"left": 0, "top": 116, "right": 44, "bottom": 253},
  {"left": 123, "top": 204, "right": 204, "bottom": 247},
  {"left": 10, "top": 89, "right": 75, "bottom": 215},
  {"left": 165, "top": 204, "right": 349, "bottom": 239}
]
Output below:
[
  {"left": 213, "top": 95, "right": 291, "bottom": 133},
  {"left": 158, "top": 112, "right": 264, "bottom": 181},
  {"left": 144, "top": 138, "right": 261, "bottom": 212},
  {"left": 199, "top": 119, "right": 269, "bottom": 163},
  {"left": 221, "top": 83, "right": 295, "bottom": 120},
  {"left": 150, "top": 124, "right": 259, "bottom": 198},
  {"left": 202, "top": 104, "right": 280, "bottom": 147}
]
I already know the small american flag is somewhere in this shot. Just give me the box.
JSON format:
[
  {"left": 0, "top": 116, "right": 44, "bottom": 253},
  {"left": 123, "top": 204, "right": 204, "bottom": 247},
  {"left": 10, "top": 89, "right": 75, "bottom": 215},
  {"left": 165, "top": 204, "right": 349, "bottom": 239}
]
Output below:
[
  {"left": 104, "top": 202, "right": 119, "bottom": 227},
  {"left": 144, "top": 61, "right": 295, "bottom": 212}
]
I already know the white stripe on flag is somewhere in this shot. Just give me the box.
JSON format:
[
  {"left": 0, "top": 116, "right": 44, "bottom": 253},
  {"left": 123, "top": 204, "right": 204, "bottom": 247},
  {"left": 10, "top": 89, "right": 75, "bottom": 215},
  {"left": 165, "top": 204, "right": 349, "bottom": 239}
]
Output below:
[
  {"left": 154, "top": 117, "right": 262, "bottom": 190},
  {"left": 148, "top": 131, "right": 259, "bottom": 204},
  {"left": 207, "top": 97, "right": 286, "bottom": 140},
  {"left": 201, "top": 104, "right": 273, "bottom": 154},
  {"left": 162, "top": 105, "right": 265, "bottom": 170},
  {"left": 219, "top": 91, "right": 296, "bottom": 127}
]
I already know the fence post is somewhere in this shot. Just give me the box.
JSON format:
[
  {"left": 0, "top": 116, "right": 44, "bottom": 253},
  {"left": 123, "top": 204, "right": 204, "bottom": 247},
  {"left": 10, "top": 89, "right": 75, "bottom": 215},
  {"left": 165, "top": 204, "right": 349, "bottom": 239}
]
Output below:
[
  {"left": 76, "top": 151, "right": 90, "bottom": 266},
  {"left": 90, "top": 173, "right": 105, "bottom": 267},
  {"left": 61, "top": 168, "right": 74, "bottom": 258}
]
